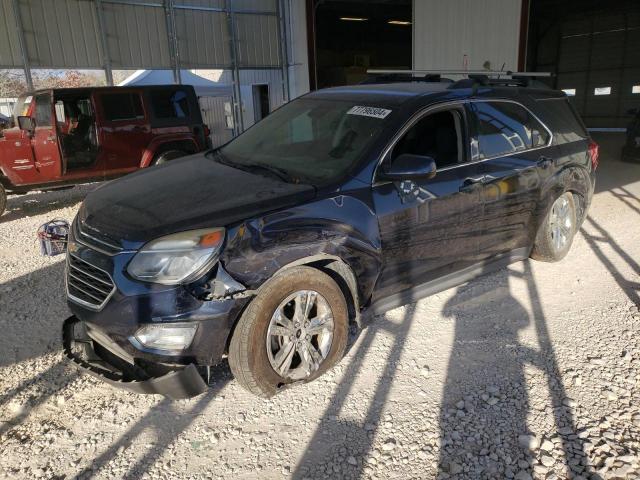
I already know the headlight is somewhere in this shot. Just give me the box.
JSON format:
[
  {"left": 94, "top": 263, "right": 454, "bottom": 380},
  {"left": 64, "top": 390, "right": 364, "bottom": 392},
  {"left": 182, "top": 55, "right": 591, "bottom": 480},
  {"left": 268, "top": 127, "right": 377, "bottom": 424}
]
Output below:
[
  {"left": 133, "top": 323, "right": 198, "bottom": 351},
  {"left": 127, "top": 228, "right": 225, "bottom": 285}
]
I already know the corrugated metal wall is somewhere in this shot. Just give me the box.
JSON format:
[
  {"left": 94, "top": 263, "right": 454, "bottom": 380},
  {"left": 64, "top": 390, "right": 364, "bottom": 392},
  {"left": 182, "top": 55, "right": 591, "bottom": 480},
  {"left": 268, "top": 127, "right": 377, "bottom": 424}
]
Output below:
[
  {"left": 236, "top": 13, "right": 281, "bottom": 67},
  {"left": 413, "top": 0, "right": 522, "bottom": 72},
  {"left": 174, "top": 8, "right": 230, "bottom": 68},
  {"left": 0, "top": 1, "right": 22, "bottom": 68},
  {"left": 10, "top": 0, "right": 103, "bottom": 68},
  {"left": 0, "top": 0, "right": 285, "bottom": 71},
  {"left": 234, "top": 0, "right": 276, "bottom": 12},
  {"left": 193, "top": 68, "right": 286, "bottom": 127},
  {"left": 102, "top": 1, "right": 171, "bottom": 68}
]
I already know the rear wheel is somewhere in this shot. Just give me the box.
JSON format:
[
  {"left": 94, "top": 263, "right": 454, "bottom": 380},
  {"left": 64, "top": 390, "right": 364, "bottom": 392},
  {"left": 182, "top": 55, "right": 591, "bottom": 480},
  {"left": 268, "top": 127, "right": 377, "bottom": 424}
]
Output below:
[
  {"left": 228, "top": 266, "right": 349, "bottom": 397},
  {"left": 152, "top": 150, "right": 186, "bottom": 166},
  {"left": 531, "top": 192, "right": 577, "bottom": 262},
  {"left": 0, "top": 184, "right": 6, "bottom": 217}
]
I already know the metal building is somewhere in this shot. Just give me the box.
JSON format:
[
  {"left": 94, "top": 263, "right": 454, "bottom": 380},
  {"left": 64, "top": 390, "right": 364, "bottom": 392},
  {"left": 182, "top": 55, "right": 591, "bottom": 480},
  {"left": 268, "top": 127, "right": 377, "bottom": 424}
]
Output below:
[
  {"left": 0, "top": 0, "right": 291, "bottom": 134},
  {"left": 2, "top": 0, "right": 639, "bottom": 130}
]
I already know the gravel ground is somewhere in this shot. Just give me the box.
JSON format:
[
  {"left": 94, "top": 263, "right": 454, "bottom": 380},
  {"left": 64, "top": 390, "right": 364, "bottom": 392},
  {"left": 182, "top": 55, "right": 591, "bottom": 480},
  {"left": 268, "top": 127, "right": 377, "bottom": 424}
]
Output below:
[{"left": 0, "top": 133, "right": 639, "bottom": 480}]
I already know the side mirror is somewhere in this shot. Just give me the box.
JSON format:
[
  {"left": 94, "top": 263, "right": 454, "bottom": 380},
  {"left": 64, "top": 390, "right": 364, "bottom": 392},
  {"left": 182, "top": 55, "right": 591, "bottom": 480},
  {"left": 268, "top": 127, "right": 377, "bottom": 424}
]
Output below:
[
  {"left": 17, "top": 116, "right": 35, "bottom": 134},
  {"left": 627, "top": 108, "right": 639, "bottom": 116},
  {"left": 380, "top": 154, "right": 437, "bottom": 181}
]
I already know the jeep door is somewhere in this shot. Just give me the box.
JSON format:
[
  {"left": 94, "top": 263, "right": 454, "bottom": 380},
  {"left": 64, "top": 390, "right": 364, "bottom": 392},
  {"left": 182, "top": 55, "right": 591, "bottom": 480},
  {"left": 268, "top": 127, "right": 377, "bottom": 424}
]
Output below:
[
  {"left": 1, "top": 95, "right": 37, "bottom": 185},
  {"left": 371, "top": 103, "right": 484, "bottom": 303},
  {"left": 95, "top": 90, "right": 151, "bottom": 174},
  {"left": 468, "top": 100, "right": 550, "bottom": 259},
  {"left": 30, "top": 92, "right": 62, "bottom": 181}
]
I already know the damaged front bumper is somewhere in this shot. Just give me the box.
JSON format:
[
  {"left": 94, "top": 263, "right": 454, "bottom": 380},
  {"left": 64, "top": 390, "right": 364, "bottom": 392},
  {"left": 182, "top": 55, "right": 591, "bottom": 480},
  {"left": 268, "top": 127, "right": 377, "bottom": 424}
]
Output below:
[{"left": 63, "top": 316, "right": 208, "bottom": 399}]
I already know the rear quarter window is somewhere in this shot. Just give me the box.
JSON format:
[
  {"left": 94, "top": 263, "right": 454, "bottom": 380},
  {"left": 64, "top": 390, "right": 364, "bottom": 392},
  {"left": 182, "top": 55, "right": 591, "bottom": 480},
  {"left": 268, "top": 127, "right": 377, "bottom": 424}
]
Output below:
[
  {"left": 534, "top": 98, "right": 588, "bottom": 145},
  {"left": 150, "top": 89, "right": 192, "bottom": 120}
]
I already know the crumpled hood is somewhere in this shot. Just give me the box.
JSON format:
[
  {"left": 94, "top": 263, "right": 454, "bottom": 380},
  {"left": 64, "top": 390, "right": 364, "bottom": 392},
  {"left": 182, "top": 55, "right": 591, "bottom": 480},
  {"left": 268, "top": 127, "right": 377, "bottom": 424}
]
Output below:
[{"left": 79, "top": 153, "right": 316, "bottom": 246}]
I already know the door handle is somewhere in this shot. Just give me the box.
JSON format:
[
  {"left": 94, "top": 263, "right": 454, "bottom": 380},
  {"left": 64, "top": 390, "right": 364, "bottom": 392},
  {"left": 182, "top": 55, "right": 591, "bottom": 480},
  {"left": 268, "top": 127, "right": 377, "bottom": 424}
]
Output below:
[
  {"left": 459, "top": 175, "right": 486, "bottom": 192},
  {"left": 538, "top": 156, "right": 554, "bottom": 169}
]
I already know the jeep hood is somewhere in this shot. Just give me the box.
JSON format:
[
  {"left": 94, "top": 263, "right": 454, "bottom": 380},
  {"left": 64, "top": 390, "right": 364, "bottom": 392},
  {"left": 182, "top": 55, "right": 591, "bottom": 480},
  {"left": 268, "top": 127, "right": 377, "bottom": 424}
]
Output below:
[{"left": 78, "top": 153, "right": 316, "bottom": 245}]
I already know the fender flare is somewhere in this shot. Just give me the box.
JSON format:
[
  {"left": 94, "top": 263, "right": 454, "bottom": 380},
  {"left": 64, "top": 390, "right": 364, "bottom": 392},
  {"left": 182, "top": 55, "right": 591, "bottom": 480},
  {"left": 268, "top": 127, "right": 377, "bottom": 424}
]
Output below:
[{"left": 140, "top": 135, "right": 199, "bottom": 168}]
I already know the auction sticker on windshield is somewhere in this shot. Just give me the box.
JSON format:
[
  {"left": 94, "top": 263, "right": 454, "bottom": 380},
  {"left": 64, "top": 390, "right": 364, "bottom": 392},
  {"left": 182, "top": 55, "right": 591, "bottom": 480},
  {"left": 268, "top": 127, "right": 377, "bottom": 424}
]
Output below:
[{"left": 347, "top": 106, "right": 392, "bottom": 119}]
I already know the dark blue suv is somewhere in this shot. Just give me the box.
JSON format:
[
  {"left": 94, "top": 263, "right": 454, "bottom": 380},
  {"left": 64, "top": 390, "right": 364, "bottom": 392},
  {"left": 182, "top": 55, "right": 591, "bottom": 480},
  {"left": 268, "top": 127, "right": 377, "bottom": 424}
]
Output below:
[{"left": 63, "top": 75, "right": 598, "bottom": 399}]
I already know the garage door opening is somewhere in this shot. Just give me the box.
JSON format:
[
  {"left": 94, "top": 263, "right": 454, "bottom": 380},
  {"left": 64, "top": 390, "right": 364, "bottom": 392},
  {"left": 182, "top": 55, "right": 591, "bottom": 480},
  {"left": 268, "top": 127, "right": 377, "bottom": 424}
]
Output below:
[
  {"left": 526, "top": 0, "right": 640, "bottom": 129},
  {"left": 309, "top": 0, "right": 412, "bottom": 90}
]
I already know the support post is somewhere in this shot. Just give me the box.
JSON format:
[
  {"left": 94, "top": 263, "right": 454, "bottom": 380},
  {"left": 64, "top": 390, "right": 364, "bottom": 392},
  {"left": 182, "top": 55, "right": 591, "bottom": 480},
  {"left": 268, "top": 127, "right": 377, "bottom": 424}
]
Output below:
[
  {"left": 226, "top": 0, "right": 244, "bottom": 134},
  {"left": 95, "top": 0, "right": 113, "bottom": 85},
  {"left": 164, "top": 0, "right": 181, "bottom": 84},
  {"left": 12, "top": 0, "right": 33, "bottom": 91},
  {"left": 276, "top": 0, "right": 290, "bottom": 102}
]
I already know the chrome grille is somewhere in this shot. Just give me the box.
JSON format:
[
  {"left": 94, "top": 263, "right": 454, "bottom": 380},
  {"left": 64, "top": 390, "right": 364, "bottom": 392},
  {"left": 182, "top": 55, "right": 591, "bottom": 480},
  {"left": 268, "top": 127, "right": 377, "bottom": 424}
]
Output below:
[
  {"left": 75, "top": 220, "right": 123, "bottom": 255},
  {"left": 66, "top": 254, "right": 115, "bottom": 310}
]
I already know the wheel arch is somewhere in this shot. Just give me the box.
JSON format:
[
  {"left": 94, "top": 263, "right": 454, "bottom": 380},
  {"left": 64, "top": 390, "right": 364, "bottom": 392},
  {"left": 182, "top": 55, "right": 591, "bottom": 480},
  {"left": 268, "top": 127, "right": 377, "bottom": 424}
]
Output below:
[
  {"left": 222, "top": 255, "right": 361, "bottom": 356},
  {"left": 271, "top": 254, "right": 361, "bottom": 327},
  {"left": 140, "top": 137, "right": 199, "bottom": 167},
  {"left": 538, "top": 164, "right": 592, "bottom": 230}
]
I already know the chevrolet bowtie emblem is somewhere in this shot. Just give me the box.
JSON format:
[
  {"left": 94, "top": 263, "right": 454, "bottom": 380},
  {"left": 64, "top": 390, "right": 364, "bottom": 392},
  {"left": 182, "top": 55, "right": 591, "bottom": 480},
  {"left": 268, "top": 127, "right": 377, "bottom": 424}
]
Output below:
[{"left": 67, "top": 240, "right": 80, "bottom": 254}]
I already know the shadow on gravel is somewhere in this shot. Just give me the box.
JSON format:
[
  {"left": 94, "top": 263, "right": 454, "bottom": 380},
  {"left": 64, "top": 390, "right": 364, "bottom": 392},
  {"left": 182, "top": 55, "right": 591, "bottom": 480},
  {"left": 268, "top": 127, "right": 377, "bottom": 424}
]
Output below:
[
  {"left": 75, "top": 363, "right": 231, "bottom": 480},
  {"left": 611, "top": 187, "right": 640, "bottom": 216},
  {"left": 293, "top": 302, "right": 417, "bottom": 478},
  {"left": 438, "top": 261, "right": 589, "bottom": 479},
  {"left": 0, "top": 360, "right": 80, "bottom": 438},
  {"left": 0, "top": 185, "right": 95, "bottom": 224},
  {"left": 0, "top": 262, "right": 68, "bottom": 368},
  {"left": 581, "top": 216, "right": 640, "bottom": 306},
  {"left": 0, "top": 259, "right": 84, "bottom": 441}
]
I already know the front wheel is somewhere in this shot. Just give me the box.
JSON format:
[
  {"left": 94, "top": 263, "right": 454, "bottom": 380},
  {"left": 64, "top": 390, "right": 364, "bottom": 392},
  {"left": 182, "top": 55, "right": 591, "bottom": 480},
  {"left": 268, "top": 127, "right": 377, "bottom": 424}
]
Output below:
[
  {"left": 0, "top": 184, "right": 6, "bottom": 217},
  {"left": 228, "top": 266, "right": 349, "bottom": 397},
  {"left": 530, "top": 192, "right": 577, "bottom": 262}
]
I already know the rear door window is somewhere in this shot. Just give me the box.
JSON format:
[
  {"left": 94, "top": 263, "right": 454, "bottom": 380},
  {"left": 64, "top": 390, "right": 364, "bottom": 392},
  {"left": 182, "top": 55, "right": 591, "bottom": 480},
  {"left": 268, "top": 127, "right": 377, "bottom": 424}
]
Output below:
[
  {"left": 471, "top": 101, "right": 549, "bottom": 159},
  {"left": 101, "top": 93, "right": 144, "bottom": 122}
]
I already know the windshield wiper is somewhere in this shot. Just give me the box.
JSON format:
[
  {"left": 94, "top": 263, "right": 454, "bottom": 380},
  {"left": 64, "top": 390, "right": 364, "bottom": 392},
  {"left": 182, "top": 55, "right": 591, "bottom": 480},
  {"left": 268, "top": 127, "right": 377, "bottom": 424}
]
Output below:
[
  {"left": 241, "top": 162, "right": 294, "bottom": 183},
  {"left": 208, "top": 150, "right": 298, "bottom": 183}
]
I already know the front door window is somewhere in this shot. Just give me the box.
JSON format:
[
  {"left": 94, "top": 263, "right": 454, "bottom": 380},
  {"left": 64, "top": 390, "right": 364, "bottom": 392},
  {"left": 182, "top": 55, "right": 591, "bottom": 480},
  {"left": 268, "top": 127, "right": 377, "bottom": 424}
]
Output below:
[{"left": 56, "top": 96, "right": 98, "bottom": 170}]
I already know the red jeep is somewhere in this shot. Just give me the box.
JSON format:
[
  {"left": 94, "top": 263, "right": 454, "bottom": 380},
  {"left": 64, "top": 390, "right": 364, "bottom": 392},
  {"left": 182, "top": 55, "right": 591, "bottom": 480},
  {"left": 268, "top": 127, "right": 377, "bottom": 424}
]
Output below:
[{"left": 0, "top": 85, "right": 210, "bottom": 216}]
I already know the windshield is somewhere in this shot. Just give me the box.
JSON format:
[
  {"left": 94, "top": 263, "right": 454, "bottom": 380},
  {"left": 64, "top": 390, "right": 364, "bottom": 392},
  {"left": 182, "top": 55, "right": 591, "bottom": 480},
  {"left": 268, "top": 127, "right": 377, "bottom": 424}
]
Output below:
[{"left": 218, "top": 98, "right": 391, "bottom": 184}]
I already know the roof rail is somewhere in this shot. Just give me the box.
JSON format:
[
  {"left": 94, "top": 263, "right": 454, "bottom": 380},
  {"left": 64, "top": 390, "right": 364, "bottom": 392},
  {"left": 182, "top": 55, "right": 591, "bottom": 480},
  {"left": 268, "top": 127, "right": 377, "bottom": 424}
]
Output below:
[
  {"left": 366, "top": 69, "right": 551, "bottom": 78},
  {"left": 360, "top": 72, "right": 454, "bottom": 85},
  {"left": 364, "top": 69, "right": 553, "bottom": 89}
]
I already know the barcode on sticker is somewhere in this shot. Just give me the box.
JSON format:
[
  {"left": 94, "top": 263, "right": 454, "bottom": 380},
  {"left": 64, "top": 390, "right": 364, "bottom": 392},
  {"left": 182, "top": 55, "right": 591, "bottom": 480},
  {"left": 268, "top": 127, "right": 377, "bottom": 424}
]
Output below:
[{"left": 347, "top": 106, "right": 392, "bottom": 119}]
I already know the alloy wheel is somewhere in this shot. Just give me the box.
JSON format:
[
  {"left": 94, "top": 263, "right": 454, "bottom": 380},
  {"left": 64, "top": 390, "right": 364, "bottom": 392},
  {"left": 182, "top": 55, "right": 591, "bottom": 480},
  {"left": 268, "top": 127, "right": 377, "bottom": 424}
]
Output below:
[
  {"left": 549, "top": 193, "right": 573, "bottom": 252},
  {"left": 266, "top": 290, "right": 334, "bottom": 380}
]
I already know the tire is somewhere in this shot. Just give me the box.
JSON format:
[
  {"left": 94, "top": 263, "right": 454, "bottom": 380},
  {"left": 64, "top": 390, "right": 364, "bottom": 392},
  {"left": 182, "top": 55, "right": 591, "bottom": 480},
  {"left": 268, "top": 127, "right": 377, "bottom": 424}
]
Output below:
[
  {"left": 152, "top": 150, "right": 186, "bottom": 166},
  {"left": 0, "top": 184, "right": 6, "bottom": 217},
  {"left": 228, "top": 266, "right": 349, "bottom": 398},
  {"left": 530, "top": 192, "right": 577, "bottom": 262}
]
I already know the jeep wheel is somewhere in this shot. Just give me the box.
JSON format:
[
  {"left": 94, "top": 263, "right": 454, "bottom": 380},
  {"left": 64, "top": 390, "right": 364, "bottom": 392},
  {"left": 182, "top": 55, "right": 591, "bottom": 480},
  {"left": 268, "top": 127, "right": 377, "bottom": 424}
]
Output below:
[
  {"left": 531, "top": 192, "right": 577, "bottom": 262},
  {"left": 228, "top": 266, "right": 348, "bottom": 397},
  {"left": 152, "top": 150, "right": 186, "bottom": 166},
  {"left": 0, "top": 184, "right": 6, "bottom": 217}
]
